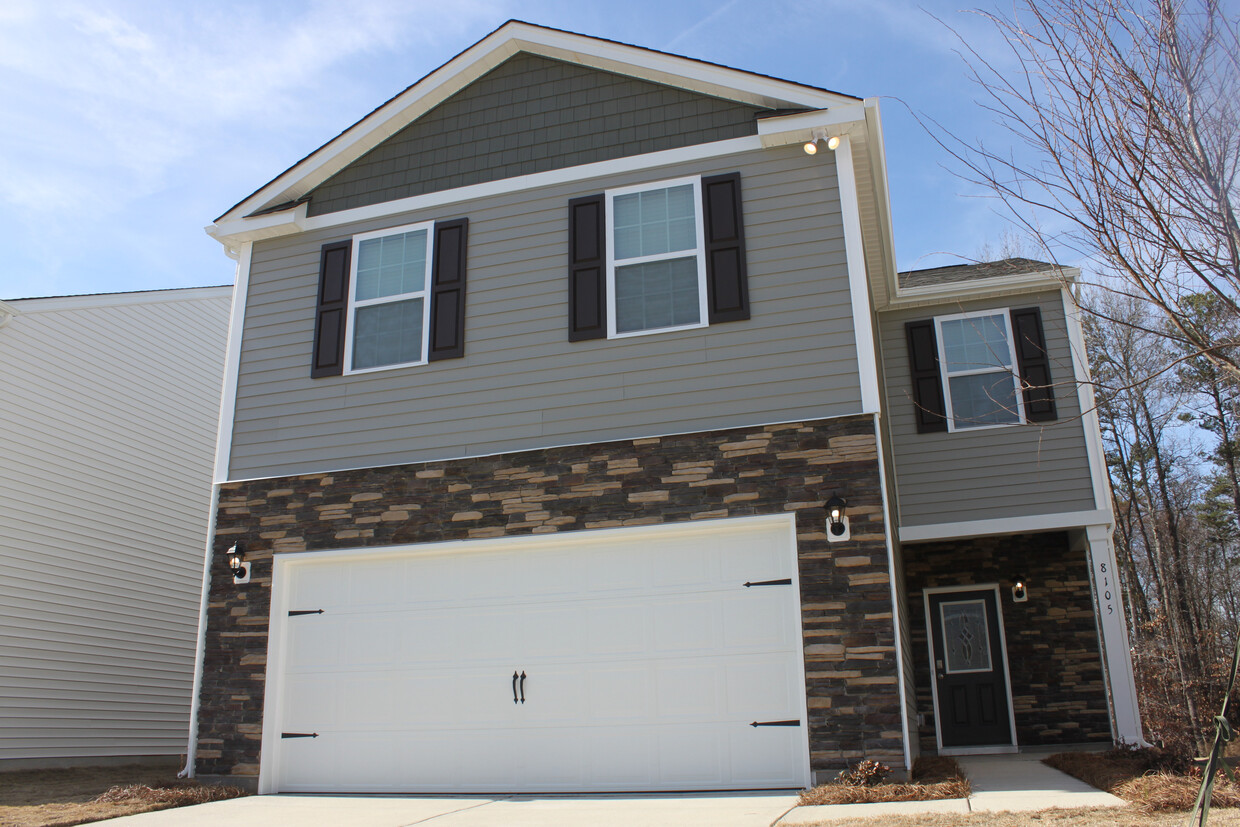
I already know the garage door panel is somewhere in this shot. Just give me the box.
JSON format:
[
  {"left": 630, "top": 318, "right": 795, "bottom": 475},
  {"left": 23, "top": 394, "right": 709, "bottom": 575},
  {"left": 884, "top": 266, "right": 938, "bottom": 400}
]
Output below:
[{"left": 271, "top": 518, "right": 808, "bottom": 792}]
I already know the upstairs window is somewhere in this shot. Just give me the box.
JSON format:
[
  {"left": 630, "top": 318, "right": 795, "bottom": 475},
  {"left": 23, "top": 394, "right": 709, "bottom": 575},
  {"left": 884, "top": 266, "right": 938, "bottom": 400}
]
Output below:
[
  {"left": 347, "top": 223, "right": 433, "bottom": 373},
  {"left": 310, "top": 218, "right": 468, "bottom": 378},
  {"left": 934, "top": 311, "right": 1023, "bottom": 430},
  {"left": 606, "top": 178, "right": 707, "bottom": 337}
]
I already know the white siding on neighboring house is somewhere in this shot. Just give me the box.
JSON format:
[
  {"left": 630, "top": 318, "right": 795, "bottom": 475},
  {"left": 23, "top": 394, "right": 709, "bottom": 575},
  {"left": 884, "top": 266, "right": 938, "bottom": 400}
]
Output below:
[{"left": 0, "top": 286, "right": 231, "bottom": 763}]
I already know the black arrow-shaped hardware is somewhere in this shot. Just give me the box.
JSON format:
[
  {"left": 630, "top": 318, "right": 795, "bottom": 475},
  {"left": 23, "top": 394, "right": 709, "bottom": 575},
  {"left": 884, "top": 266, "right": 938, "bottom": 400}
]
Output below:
[
  {"left": 281, "top": 732, "right": 319, "bottom": 738},
  {"left": 512, "top": 671, "right": 519, "bottom": 704},
  {"left": 288, "top": 609, "right": 325, "bottom": 616},
  {"left": 750, "top": 719, "right": 801, "bottom": 727},
  {"left": 519, "top": 671, "right": 526, "bottom": 704},
  {"left": 743, "top": 579, "right": 792, "bottom": 587}
]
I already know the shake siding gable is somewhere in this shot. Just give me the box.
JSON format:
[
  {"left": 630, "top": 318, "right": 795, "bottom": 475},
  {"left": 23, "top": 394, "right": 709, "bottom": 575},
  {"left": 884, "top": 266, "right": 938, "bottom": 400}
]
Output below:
[
  {"left": 878, "top": 289, "right": 1095, "bottom": 527},
  {"left": 230, "top": 146, "right": 860, "bottom": 480},
  {"left": 305, "top": 53, "right": 768, "bottom": 217}
]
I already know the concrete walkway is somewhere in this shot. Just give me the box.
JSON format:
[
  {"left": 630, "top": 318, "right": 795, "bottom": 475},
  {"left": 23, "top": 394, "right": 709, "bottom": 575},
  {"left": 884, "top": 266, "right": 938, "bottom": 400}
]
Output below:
[
  {"left": 778, "top": 751, "right": 1127, "bottom": 824},
  {"left": 100, "top": 753, "right": 1127, "bottom": 826}
]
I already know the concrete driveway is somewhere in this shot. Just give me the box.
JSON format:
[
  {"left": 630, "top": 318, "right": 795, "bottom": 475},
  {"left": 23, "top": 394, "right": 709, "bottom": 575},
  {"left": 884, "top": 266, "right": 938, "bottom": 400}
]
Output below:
[{"left": 98, "top": 791, "right": 803, "bottom": 826}]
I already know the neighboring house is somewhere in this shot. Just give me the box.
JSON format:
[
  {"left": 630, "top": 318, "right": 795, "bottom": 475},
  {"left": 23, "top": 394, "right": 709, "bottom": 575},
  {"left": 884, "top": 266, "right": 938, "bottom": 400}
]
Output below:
[
  {"left": 190, "top": 21, "right": 1142, "bottom": 793},
  {"left": 0, "top": 286, "right": 231, "bottom": 768}
]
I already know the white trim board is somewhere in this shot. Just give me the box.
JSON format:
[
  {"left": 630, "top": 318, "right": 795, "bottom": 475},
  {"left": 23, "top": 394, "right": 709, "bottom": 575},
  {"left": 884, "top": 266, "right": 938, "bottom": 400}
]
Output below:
[
  {"left": 218, "top": 21, "right": 859, "bottom": 226},
  {"left": 899, "top": 509, "right": 1112, "bottom": 543},
  {"left": 1063, "top": 289, "right": 1115, "bottom": 515},
  {"left": 213, "top": 243, "right": 251, "bottom": 484},
  {"left": 921, "top": 584, "right": 1019, "bottom": 753},
  {"left": 832, "top": 135, "right": 881, "bottom": 415}
]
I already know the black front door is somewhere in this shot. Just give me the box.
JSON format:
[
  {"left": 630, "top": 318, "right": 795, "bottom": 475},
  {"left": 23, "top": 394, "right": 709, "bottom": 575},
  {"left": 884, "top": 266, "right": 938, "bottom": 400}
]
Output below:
[{"left": 927, "top": 588, "right": 1014, "bottom": 748}]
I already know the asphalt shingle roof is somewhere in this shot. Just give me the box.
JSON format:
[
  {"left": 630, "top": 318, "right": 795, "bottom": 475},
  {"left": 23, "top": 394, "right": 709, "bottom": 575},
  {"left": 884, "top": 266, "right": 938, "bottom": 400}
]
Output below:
[{"left": 897, "top": 258, "right": 1059, "bottom": 289}]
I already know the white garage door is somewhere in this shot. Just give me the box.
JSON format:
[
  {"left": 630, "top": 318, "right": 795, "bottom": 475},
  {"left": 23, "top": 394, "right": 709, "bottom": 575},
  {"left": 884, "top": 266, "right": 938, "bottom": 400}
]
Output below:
[{"left": 263, "top": 516, "right": 809, "bottom": 793}]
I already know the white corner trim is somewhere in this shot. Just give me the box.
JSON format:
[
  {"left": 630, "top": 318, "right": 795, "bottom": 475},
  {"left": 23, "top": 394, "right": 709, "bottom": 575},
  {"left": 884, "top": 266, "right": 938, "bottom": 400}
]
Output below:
[
  {"left": 0, "top": 299, "right": 16, "bottom": 328},
  {"left": 179, "top": 483, "right": 222, "bottom": 779},
  {"left": 899, "top": 509, "right": 1112, "bottom": 543},
  {"left": 219, "top": 21, "right": 858, "bottom": 224},
  {"left": 872, "top": 413, "right": 913, "bottom": 771},
  {"left": 832, "top": 135, "right": 881, "bottom": 414},
  {"left": 209, "top": 136, "right": 766, "bottom": 247},
  {"left": 1082, "top": 525, "right": 1150, "bottom": 746},
  {"left": 1063, "top": 290, "right": 1114, "bottom": 515},
  {"left": 213, "top": 242, "right": 251, "bottom": 484}
]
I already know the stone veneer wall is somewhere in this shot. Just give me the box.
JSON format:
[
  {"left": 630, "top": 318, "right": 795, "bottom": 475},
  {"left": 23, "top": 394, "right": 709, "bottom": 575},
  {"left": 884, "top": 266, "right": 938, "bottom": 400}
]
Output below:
[
  {"left": 903, "top": 532, "right": 1110, "bottom": 751},
  {"left": 197, "top": 415, "right": 903, "bottom": 782}
]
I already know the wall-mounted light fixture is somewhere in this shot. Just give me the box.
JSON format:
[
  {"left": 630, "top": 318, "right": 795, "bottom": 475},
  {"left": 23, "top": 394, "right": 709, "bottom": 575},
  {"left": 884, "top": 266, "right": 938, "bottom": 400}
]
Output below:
[
  {"left": 226, "top": 543, "right": 251, "bottom": 585},
  {"left": 1012, "top": 576, "right": 1028, "bottom": 603},
  {"left": 803, "top": 128, "right": 842, "bottom": 155},
  {"left": 825, "top": 495, "right": 851, "bottom": 543}
]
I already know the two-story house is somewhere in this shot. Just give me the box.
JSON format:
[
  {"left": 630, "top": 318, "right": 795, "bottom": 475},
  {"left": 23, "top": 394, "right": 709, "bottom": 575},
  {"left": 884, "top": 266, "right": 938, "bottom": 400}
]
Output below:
[{"left": 188, "top": 20, "right": 1143, "bottom": 793}]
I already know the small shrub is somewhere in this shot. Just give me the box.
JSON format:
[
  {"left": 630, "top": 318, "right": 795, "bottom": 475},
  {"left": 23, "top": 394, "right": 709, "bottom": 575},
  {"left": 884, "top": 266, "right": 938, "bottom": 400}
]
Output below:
[{"left": 835, "top": 759, "right": 892, "bottom": 787}]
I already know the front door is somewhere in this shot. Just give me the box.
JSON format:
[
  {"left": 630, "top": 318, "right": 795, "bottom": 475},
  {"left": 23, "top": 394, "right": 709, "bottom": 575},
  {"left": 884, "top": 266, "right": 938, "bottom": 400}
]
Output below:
[{"left": 926, "top": 587, "right": 1014, "bottom": 749}]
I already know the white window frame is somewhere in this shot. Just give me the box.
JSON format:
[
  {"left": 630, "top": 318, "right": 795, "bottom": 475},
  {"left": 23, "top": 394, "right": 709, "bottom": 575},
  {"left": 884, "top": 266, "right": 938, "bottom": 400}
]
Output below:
[
  {"left": 605, "top": 175, "right": 709, "bottom": 339},
  {"left": 342, "top": 220, "right": 435, "bottom": 376},
  {"left": 934, "top": 308, "right": 1025, "bottom": 432}
]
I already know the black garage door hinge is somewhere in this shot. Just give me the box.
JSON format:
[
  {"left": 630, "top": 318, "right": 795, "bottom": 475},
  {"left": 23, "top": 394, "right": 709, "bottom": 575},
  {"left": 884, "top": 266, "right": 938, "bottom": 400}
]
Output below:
[
  {"left": 288, "top": 609, "right": 325, "bottom": 616},
  {"left": 750, "top": 719, "right": 801, "bottom": 727},
  {"left": 281, "top": 732, "right": 319, "bottom": 739},
  {"left": 743, "top": 579, "right": 792, "bottom": 587}
]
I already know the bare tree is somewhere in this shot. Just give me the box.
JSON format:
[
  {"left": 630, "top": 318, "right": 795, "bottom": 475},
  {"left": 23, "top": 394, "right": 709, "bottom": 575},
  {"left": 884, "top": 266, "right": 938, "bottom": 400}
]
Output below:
[{"left": 938, "top": 0, "right": 1240, "bottom": 379}]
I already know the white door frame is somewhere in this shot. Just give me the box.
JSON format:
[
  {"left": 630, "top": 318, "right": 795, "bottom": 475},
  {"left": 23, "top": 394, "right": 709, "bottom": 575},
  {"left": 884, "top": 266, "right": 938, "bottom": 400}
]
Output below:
[
  {"left": 257, "top": 512, "right": 810, "bottom": 794},
  {"left": 922, "top": 583, "right": 1019, "bottom": 755}
]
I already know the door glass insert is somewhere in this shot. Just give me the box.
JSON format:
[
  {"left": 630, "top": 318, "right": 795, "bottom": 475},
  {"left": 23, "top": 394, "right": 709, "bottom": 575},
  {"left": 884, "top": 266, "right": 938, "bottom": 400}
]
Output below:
[{"left": 939, "top": 598, "right": 992, "bottom": 674}]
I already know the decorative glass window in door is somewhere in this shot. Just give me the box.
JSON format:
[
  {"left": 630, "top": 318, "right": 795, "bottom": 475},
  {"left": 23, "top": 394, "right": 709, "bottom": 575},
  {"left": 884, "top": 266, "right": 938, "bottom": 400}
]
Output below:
[{"left": 939, "top": 598, "right": 993, "bottom": 674}]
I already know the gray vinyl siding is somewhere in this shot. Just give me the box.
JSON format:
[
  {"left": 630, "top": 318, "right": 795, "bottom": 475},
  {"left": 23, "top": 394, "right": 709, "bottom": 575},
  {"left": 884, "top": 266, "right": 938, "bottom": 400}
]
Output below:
[
  {"left": 229, "top": 144, "right": 863, "bottom": 480},
  {"left": 306, "top": 53, "right": 767, "bottom": 217},
  {"left": 879, "top": 290, "right": 1096, "bottom": 528},
  {"left": 0, "top": 288, "right": 230, "bottom": 761}
]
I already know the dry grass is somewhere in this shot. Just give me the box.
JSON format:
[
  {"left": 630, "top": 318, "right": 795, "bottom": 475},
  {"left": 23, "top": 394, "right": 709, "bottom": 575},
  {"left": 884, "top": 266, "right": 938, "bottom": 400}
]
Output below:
[
  {"left": 798, "top": 756, "right": 970, "bottom": 806},
  {"left": 1046, "top": 747, "right": 1240, "bottom": 812},
  {"left": 0, "top": 763, "right": 248, "bottom": 827},
  {"left": 794, "top": 808, "right": 1240, "bottom": 826}
]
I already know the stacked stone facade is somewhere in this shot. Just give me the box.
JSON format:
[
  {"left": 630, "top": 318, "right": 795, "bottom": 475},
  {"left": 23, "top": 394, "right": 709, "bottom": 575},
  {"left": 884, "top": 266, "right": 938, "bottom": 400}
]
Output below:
[
  {"left": 197, "top": 414, "right": 903, "bottom": 783},
  {"left": 903, "top": 532, "right": 1110, "bottom": 751}
]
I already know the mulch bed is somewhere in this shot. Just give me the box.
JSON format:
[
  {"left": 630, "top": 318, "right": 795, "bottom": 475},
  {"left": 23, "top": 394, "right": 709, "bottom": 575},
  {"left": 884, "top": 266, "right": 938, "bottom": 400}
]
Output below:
[
  {"left": 1045, "top": 747, "right": 1240, "bottom": 812},
  {"left": 798, "top": 756, "right": 971, "bottom": 806}
]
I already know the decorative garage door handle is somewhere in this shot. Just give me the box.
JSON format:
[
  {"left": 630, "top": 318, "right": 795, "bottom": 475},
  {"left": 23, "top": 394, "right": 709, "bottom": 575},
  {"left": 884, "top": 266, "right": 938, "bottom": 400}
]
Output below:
[
  {"left": 519, "top": 671, "right": 526, "bottom": 704},
  {"left": 513, "top": 671, "right": 519, "bottom": 704},
  {"left": 511, "top": 670, "right": 528, "bottom": 704}
]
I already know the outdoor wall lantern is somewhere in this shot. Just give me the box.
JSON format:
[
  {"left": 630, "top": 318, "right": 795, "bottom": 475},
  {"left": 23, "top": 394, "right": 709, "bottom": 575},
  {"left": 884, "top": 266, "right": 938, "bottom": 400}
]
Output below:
[
  {"left": 226, "top": 543, "right": 251, "bottom": 585},
  {"left": 825, "top": 495, "right": 851, "bottom": 543},
  {"left": 803, "top": 128, "right": 842, "bottom": 155},
  {"left": 1012, "top": 576, "right": 1029, "bottom": 603}
]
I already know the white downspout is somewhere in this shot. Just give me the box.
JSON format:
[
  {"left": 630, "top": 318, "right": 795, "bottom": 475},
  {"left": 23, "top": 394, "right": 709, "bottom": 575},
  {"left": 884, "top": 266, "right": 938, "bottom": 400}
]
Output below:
[{"left": 178, "top": 484, "right": 220, "bottom": 778}]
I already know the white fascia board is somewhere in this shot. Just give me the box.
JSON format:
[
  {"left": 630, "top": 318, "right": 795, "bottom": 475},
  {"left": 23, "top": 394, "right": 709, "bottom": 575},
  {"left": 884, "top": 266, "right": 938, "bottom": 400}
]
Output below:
[
  {"left": 863, "top": 99, "right": 899, "bottom": 309},
  {"left": 211, "top": 135, "right": 767, "bottom": 246},
  {"left": 899, "top": 508, "right": 1112, "bottom": 543},
  {"left": 8, "top": 285, "right": 232, "bottom": 314},
  {"left": 881, "top": 268, "right": 1080, "bottom": 311},
  {"left": 832, "top": 135, "right": 881, "bottom": 414},
  {"left": 217, "top": 21, "right": 858, "bottom": 225},
  {"left": 755, "top": 105, "right": 866, "bottom": 147}
]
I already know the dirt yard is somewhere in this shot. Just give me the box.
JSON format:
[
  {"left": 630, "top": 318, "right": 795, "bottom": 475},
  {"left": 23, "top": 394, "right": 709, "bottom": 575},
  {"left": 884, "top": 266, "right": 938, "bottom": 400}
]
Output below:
[{"left": 0, "top": 763, "right": 245, "bottom": 827}]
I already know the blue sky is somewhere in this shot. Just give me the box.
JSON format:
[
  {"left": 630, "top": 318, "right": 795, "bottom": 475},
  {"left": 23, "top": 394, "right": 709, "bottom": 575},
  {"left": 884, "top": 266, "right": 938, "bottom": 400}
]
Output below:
[{"left": 0, "top": 0, "right": 1033, "bottom": 300}]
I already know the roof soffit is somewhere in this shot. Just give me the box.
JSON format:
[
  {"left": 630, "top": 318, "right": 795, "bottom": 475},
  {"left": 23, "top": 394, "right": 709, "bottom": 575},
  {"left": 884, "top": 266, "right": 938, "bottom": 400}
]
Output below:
[{"left": 215, "top": 21, "right": 860, "bottom": 226}]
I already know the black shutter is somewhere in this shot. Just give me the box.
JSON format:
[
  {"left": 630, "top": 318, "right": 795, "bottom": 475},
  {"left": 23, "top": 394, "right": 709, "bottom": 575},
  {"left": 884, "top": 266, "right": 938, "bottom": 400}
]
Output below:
[
  {"left": 428, "top": 218, "right": 468, "bottom": 361},
  {"left": 1010, "top": 307, "right": 1058, "bottom": 422},
  {"left": 701, "top": 173, "right": 750, "bottom": 323},
  {"left": 568, "top": 194, "right": 606, "bottom": 341},
  {"left": 905, "top": 320, "right": 948, "bottom": 433},
  {"left": 311, "top": 240, "right": 351, "bottom": 378}
]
